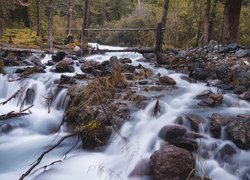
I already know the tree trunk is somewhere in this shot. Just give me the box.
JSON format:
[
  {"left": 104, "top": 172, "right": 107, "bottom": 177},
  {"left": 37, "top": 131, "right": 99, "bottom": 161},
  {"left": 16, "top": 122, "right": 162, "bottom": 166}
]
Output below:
[
  {"left": 222, "top": 0, "right": 242, "bottom": 44},
  {"left": 204, "top": 0, "right": 210, "bottom": 45},
  {"left": 155, "top": 0, "right": 170, "bottom": 53},
  {"left": 66, "top": 0, "right": 73, "bottom": 35},
  {"left": 36, "top": 0, "right": 41, "bottom": 36},
  {"left": 208, "top": 0, "right": 219, "bottom": 41},
  {"left": 47, "top": 0, "right": 54, "bottom": 49},
  {"left": 81, "top": 0, "right": 90, "bottom": 44},
  {"left": 195, "top": 0, "right": 203, "bottom": 47}
]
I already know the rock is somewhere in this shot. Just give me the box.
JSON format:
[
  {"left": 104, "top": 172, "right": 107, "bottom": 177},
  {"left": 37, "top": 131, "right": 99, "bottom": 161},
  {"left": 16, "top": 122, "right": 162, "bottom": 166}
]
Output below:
[
  {"left": 189, "top": 68, "right": 209, "bottom": 80},
  {"left": 73, "top": 46, "right": 81, "bottom": 51},
  {"left": 190, "top": 177, "right": 211, "bottom": 180},
  {"left": 109, "top": 56, "right": 119, "bottom": 67},
  {"left": 16, "top": 66, "right": 46, "bottom": 77},
  {"left": 180, "top": 75, "right": 196, "bottom": 83},
  {"left": 30, "top": 55, "right": 44, "bottom": 68},
  {"left": 223, "top": 43, "right": 238, "bottom": 52},
  {"left": 52, "top": 51, "right": 67, "bottom": 62},
  {"left": 0, "top": 124, "right": 18, "bottom": 134},
  {"left": 207, "top": 40, "right": 218, "bottom": 52},
  {"left": 55, "top": 58, "right": 75, "bottom": 73},
  {"left": 81, "top": 60, "right": 100, "bottom": 74},
  {"left": 159, "top": 75, "right": 176, "bottom": 85},
  {"left": 235, "top": 49, "right": 249, "bottom": 58},
  {"left": 195, "top": 90, "right": 212, "bottom": 99},
  {"left": 234, "top": 85, "right": 247, "bottom": 94},
  {"left": 209, "top": 113, "right": 228, "bottom": 138},
  {"left": 169, "top": 136, "right": 198, "bottom": 151},
  {"left": 119, "top": 58, "right": 132, "bottom": 64},
  {"left": 47, "top": 60, "right": 57, "bottom": 66},
  {"left": 129, "top": 158, "right": 152, "bottom": 177},
  {"left": 215, "top": 143, "right": 237, "bottom": 162},
  {"left": 143, "top": 53, "right": 156, "bottom": 62},
  {"left": 150, "top": 145, "right": 195, "bottom": 180},
  {"left": 158, "top": 124, "right": 187, "bottom": 141},
  {"left": 25, "top": 88, "right": 36, "bottom": 105},
  {"left": 185, "top": 114, "right": 205, "bottom": 132},
  {"left": 198, "top": 93, "right": 223, "bottom": 106},
  {"left": 225, "top": 117, "right": 250, "bottom": 149},
  {"left": 239, "top": 91, "right": 250, "bottom": 101},
  {"left": 215, "top": 65, "right": 232, "bottom": 83}
]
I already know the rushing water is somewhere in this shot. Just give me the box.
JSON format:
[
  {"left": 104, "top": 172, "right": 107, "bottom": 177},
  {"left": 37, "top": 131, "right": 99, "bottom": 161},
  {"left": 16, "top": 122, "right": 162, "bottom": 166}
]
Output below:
[{"left": 0, "top": 44, "right": 249, "bottom": 180}]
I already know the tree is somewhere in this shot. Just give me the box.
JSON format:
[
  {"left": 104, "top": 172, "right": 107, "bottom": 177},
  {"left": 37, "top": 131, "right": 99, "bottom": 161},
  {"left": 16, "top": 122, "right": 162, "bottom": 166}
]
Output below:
[
  {"left": 222, "top": 0, "right": 242, "bottom": 44},
  {"left": 36, "top": 0, "right": 41, "bottom": 36},
  {"left": 203, "top": 0, "right": 210, "bottom": 45},
  {"left": 47, "top": 0, "right": 54, "bottom": 49},
  {"left": 66, "top": 0, "right": 74, "bottom": 35}
]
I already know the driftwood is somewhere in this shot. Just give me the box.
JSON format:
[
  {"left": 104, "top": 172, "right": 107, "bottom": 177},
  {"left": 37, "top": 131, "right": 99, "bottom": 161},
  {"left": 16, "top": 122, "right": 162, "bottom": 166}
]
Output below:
[
  {"left": 0, "top": 89, "right": 21, "bottom": 106},
  {"left": 0, "top": 105, "right": 33, "bottom": 121},
  {"left": 0, "top": 47, "right": 56, "bottom": 54},
  {"left": 94, "top": 48, "right": 154, "bottom": 54},
  {"left": 42, "top": 93, "right": 52, "bottom": 114},
  {"left": 101, "top": 105, "right": 127, "bottom": 141},
  {"left": 19, "top": 133, "right": 78, "bottom": 180}
]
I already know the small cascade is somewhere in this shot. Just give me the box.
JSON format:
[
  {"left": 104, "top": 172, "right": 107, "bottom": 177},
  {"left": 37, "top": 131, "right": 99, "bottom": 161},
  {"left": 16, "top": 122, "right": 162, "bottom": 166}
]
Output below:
[{"left": 0, "top": 44, "right": 249, "bottom": 180}]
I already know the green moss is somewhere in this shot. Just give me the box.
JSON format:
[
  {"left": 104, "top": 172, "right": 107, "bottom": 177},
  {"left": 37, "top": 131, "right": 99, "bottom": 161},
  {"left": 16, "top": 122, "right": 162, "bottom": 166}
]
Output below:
[{"left": 79, "top": 120, "right": 110, "bottom": 149}]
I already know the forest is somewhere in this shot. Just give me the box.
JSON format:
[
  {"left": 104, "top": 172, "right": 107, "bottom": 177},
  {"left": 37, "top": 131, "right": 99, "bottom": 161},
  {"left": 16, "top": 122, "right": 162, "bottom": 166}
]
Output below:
[
  {"left": 0, "top": 1, "right": 250, "bottom": 180},
  {"left": 0, "top": 0, "right": 249, "bottom": 49}
]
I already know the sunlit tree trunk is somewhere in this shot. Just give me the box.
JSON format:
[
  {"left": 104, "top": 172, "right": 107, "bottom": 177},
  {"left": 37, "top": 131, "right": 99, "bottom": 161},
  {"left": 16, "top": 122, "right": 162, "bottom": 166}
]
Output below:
[
  {"left": 222, "top": 0, "right": 242, "bottom": 44},
  {"left": 66, "top": 0, "right": 73, "bottom": 35}
]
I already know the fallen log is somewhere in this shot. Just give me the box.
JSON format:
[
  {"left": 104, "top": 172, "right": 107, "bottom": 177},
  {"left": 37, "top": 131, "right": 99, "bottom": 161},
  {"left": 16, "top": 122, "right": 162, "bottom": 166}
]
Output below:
[
  {"left": 0, "top": 47, "right": 56, "bottom": 54},
  {"left": 94, "top": 48, "right": 155, "bottom": 54},
  {"left": 0, "top": 105, "right": 33, "bottom": 121}
]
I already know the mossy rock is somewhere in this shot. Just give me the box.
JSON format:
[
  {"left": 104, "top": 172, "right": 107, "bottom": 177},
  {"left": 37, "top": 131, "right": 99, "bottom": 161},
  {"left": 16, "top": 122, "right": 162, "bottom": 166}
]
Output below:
[
  {"left": 79, "top": 120, "right": 111, "bottom": 149},
  {"left": 0, "top": 59, "right": 4, "bottom": 74}
]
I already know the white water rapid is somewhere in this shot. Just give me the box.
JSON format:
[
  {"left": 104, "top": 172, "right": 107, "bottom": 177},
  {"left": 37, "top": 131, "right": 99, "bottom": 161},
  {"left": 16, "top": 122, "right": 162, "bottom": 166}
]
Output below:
[{"left": 0, "top": 44, "right": 249, "bottom": 180}]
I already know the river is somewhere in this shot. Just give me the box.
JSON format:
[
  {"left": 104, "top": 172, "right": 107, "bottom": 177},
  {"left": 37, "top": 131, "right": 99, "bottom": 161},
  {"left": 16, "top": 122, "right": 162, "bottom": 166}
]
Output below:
[{"left": 0, "top": 44, "right": 249, "bottom": 180}]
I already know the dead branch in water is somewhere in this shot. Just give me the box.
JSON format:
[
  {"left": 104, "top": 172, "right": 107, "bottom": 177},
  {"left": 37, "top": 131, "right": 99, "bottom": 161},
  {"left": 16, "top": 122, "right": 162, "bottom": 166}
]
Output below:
[
  {"left": 42, "top": 92, "right": 52, "bottom": 114},
  {"left": 101, "top": 105, "right": 127, "bottom": 141},
  {"left": 0, "top": 105, "right": 32, "bottom": 121},
  {"left": 19, "top": 133, "right": 78, "bottom": 180},
  {"left": 0, "top": 89, "right": 22, "bottom": 106}
]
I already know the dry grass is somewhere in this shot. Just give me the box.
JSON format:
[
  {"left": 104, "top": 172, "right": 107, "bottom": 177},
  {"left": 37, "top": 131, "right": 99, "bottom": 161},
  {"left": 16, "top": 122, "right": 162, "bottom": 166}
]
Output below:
[{"left": 71, "top": 64, "right": 128, "bottom": 107}]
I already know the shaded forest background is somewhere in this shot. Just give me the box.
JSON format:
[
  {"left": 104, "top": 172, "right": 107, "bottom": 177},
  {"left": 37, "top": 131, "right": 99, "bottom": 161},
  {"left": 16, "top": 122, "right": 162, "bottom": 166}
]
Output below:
[{"left": 0, "top": 0, "right": 249, "bottom": 48}]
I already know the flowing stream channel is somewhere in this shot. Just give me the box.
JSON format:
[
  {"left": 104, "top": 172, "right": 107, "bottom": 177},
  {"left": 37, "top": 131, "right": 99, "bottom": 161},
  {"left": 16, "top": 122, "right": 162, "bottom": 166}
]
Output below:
[{"left": 0, "top": 44, "right": 250, "bottom": 180}]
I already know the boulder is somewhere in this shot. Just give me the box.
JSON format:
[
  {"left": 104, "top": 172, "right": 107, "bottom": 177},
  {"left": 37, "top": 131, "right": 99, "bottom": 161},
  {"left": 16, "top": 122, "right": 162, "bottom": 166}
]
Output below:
[
  {"left": 239, "top": 91, "right": 250, "bottom": 101},
  {"left": 52, "top": 51, "right": 67, "bottom": 62},
  {"left": 159, "top": 75, "right": 176, "bottom": 85},
  {"left": 80, "top": 60, "right": 100, "bottom": 74},
  {"left": 189, "top": 68, "right": 209, "bottom": 80},
  {"left": 225, "top": 118, "right": 250, "bottom": 150},
  {"left": 215, "top": 65, "right": 232, "bottom": 83},
  {"left": 30, "top": 55, "right": 44, "bottom": 68},
  {"left": 150, "top": 145, "right": 195, "bottom": 180},
  {"left": 214, "top": 143, "right": 237, "bottom": 162},
  {"left": 198, "top": 93, "right": 223, "bottom": 106},
  {"left": 25, "top": 88, "right": 36, "bottom": 105},
  {"left": 209, "top": 113, "right": 228, "bottom": 138},
  {"left": 207, "top": 40, "right": 219, "bottom": 52},
  {"left": 185, "top": 114, "right": 205, "bottom": 132},
  {"left": 235, "top": 49, "right": 249, "bottom": 58},
  {"left": 55, "top": 58, "right": 75, "bottom": 73},
  {"left": 158, "top": 124, "right": 187, "bottom": 141},
  {"left": 129, "top": 158, "right": 152, "bottom": 177}
]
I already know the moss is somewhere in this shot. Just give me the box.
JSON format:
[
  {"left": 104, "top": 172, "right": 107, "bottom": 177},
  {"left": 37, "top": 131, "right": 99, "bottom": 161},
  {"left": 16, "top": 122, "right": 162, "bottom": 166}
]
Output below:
[
  {"left": 0, "top": 60, "right": 4, "bottom": 74},
  {"left": 78, "top": 120, "right": 110, "bottom": 149}
]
